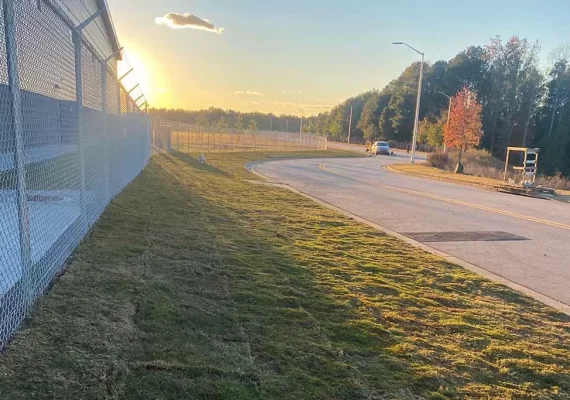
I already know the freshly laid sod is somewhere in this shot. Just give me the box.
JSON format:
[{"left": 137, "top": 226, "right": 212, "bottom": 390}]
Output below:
[{"left": 1, "top": 151, "right": 569, "bottom": 399}]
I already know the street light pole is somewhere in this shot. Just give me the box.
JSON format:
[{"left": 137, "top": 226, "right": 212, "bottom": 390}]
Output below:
[
  {"left": 347, "top": 105, "right": 353, "bottom": 144},
  {"left": 287, "top": 104, "right": 329, "bottom": 138},
  {"left": 295, "top": 106, "right": 304, "bottom": 138},
  {"left": 393, "top": 42, "right": 424, "bottom": 164},
  {"left": 436, "top": 91, "right": 452, "bottom": 153}
]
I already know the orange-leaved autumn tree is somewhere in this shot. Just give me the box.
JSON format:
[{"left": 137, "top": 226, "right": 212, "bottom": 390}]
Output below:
[{"left": 444, "top": 86, "right": 483, "bottom": 173}]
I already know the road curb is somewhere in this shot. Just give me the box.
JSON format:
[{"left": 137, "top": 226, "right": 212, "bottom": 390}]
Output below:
[{"left": 246, "top": 160, "right": 570, "bottom": 316}]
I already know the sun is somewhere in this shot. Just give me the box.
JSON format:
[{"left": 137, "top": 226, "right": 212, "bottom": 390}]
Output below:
[{"left": 117, "top": 44, "right": 172, "bottom": 109}]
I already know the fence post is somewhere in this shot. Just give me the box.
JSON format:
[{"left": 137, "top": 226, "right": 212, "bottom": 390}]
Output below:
[
  {"left": 100, "top": 57, "right": 114, "bottom": 204},
  {"left": 197, "top": 125, "right": 201, "bottom": 153},
  {"left": 72, "top": 32, "right": 88, "bottom": 232},
  {"left": 3, "top": 0, "right": 32, "bottom": 305},
  {"left": 149, "top": 116, "right": 153, "bottom": 156},
  {"left": 165, "top": 119, "right": 172, "bottom": 154},
  {"left": 147, "top": 115, "right": 151, "bottom": 160},
  {"left": 70, "top": 9, "right": 103, "bottom": 229},
  {"left": 117, "top": 81, "right": 123, "bottom": 173},
  {"left": 151, "top": 116, "right": 155, "bottom": 156},
  {"left": 154, "top": 117, "right": 157, "bottom": 153},
  {"left": 176, "top": 123, "right": 180, "bottom": 151}
]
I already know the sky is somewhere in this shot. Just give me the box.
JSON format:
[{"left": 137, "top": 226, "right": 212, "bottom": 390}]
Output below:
[{"left": 108, "top": 0, "right": 570, "bottom": 116}]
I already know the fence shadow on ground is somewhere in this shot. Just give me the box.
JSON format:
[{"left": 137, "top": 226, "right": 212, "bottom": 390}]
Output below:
[
  {"left": 170, "top": 150, "right": 231, "bottom": 177},
  {"left": 0, "top": 153, "right": 415, "bottom": 399}
]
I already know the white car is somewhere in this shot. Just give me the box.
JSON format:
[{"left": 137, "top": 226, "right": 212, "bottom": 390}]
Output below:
[{"left": 372, "top": 141, "right": 391, "bottom": 155}]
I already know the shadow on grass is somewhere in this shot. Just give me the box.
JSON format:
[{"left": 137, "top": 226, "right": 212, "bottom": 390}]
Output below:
[
  {"left": 170, "top": 150, "right": 231, "bottom": 176},
  {"left": 140, "top": 154, "right": 414, "bottom": 399},
  {"left": 0, "top": 152, "right": 412, "bottom": 400},
  {"left": 143, "top": 154, "right": 570, "bottom": 399},
  {"left": 1, "top": 152, "right": 569, "bottom": 400}
]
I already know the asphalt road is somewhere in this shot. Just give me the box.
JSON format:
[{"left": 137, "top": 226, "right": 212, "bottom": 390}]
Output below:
[{"left": 254, "top": 147, "right": 570, "bottom": 309}]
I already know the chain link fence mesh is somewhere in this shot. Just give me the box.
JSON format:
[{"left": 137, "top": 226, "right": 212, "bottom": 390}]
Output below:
[
  {"left": 0, "top": 0, "right": 151, "bottom": 348},
  {"left": 151, "top": 118, "right": 328, "bottom": 154},
  {"left": 0, "top": 0, "right": 328, "bottom": 349}
]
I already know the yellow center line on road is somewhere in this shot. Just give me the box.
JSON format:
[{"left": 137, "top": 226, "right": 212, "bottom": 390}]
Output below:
[{"left": 318, "top": 163, "right": 570, "bottom": 231}]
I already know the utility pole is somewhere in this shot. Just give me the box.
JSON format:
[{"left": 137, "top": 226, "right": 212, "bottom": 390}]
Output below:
[
  {"left": 347, "top": 105, "right": 353, "bottom": 144},
  {"left": 297, "top": 107, "right": 304, "bottom": 138},
  {"left": 412, "top": 53, "right": 424, "bottom": 163},
  {"left": 444, "top": 95, "right": 450, "bottom": 153},
  {"left": 293, "top": 106, "right": 304, "bottom": 137},
  {"left": 393, "top": 42, "right": 424, "bottom": 164}
]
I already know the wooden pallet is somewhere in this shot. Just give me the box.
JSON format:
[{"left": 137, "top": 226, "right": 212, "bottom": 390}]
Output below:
[{"left": 494, "top": 184, "right": 555, "bottom": 199}]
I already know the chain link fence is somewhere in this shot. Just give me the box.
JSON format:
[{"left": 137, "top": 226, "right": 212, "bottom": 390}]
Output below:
[
  {"left": 151, "top": 118, "right": 328, "bottom": 154},
  {"left": 0, "top": 0, "right": 151, "bottom": 348},
  {"left": 0, "top": 0, "right": 329, "bottom": 349}
]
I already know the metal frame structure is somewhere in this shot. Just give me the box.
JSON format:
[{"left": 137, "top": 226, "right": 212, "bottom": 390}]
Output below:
[{"left": 503, "top": 147, "right": 540, "bottom": 187}]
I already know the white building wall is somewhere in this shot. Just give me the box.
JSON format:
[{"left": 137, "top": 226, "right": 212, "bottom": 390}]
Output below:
[{"left": 54, "top": 0, "right": 118, "bottom": 70}]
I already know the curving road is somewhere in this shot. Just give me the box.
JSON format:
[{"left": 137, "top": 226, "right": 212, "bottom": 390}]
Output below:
[{"left": 253, "top": 147, "right": 570, "bottom": 310}]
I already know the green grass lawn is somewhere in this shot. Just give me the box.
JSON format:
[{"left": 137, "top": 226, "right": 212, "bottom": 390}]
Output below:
[{"left": 1, "top": 150, "right": 569, "bottom": 400}]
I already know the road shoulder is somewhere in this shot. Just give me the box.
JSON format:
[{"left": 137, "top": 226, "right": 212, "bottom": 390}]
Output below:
[{"left": 387, "top": 163, "right": 570, "bottom": 201}]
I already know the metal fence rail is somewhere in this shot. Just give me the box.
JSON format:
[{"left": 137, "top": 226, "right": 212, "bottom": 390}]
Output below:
[
  {"left": 0, "top": 0, "right": 150, "bottom": 348},
  {"left": 151, "top": 118, "right": 328, "bottom": 154}
]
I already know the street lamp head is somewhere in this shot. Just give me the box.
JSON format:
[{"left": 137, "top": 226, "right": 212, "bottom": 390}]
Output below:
[{"left": 393, "top": 41, "right": 423, "bottom": 57}]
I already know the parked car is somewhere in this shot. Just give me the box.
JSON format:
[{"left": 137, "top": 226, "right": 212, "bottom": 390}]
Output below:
[{"left": 372, "top": 141, "right": 391, "bottom": 155}]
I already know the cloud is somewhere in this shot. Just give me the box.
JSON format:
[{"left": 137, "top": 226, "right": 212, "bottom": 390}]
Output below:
[
  {"left": 275, "top": 102, "right": 297, "bottom": 107},
  {"left": 298, "top": 90, "right": 304, "bottom": 94},
  {"left": 252, "top": 101, "right": 262, "bottom": 105},
  {"left": 275, "top": 102, "right": 333, "bottom": 109},
  {"left": 236, "top": 90, "right": 263, "bottom": 96},
  {"left": 155, "top": 12, "right": 224, "bottom": 34}
]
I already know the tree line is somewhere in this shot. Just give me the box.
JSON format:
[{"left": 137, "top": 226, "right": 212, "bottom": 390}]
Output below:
[
  {"left": 318, "top": 36, "right": 570, "bottom": 177},
  {"left": 150, "top": 108, "right": 303, "bottom": 134},
  {"left": 150, "top": 36, "right": 570, "bottom": 177}
]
